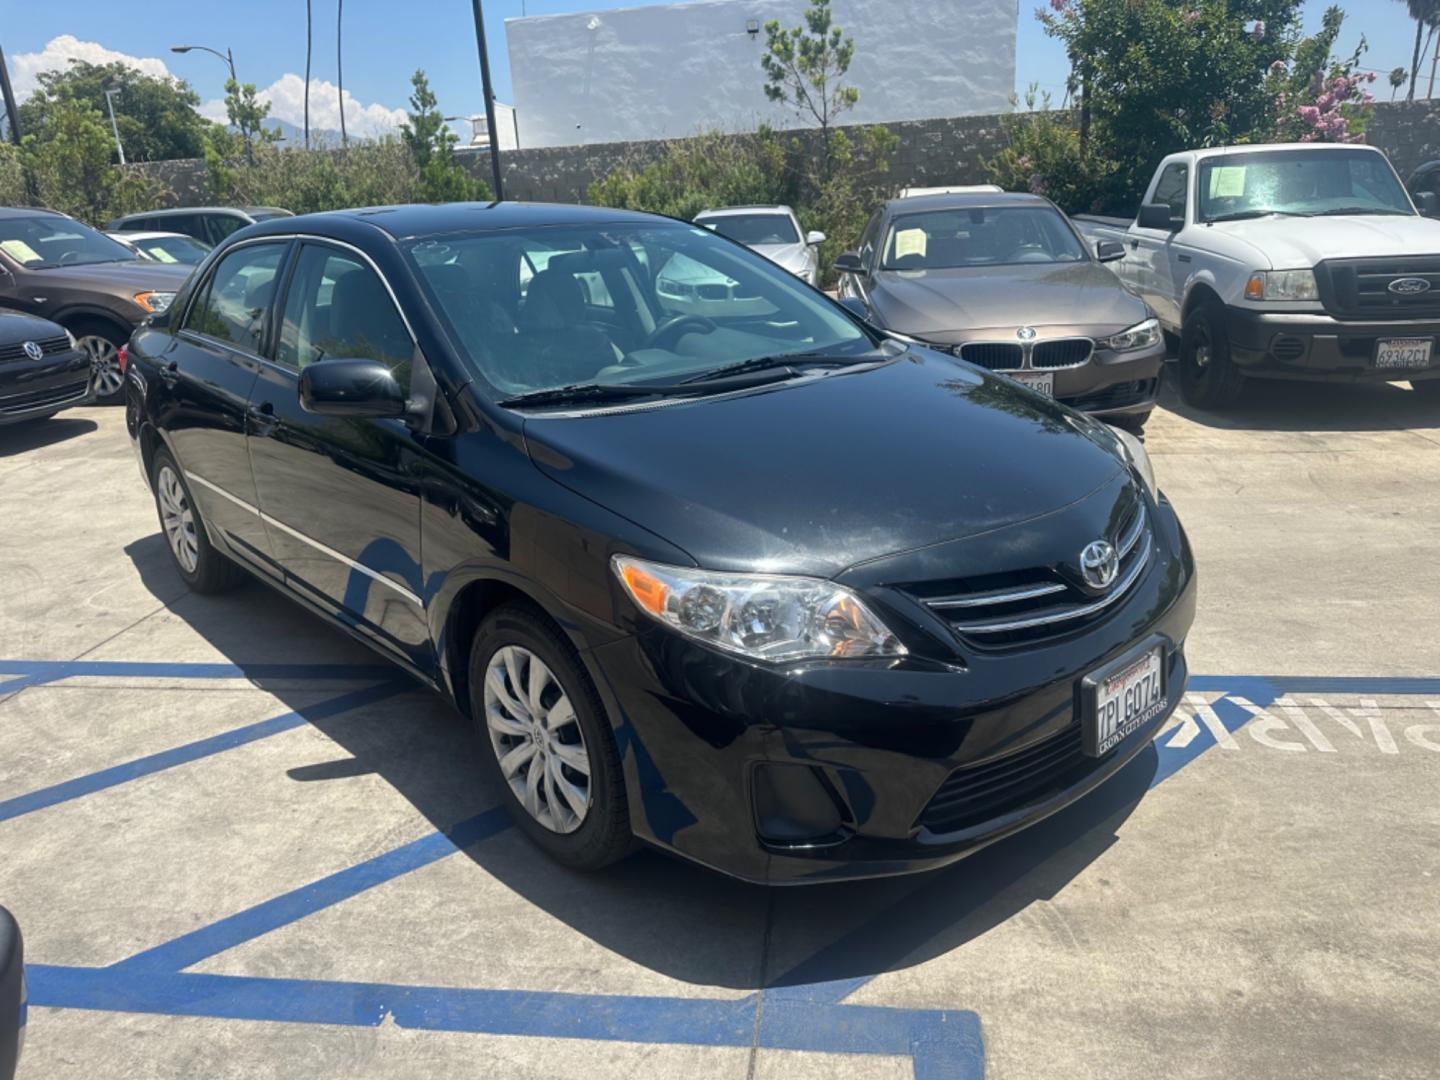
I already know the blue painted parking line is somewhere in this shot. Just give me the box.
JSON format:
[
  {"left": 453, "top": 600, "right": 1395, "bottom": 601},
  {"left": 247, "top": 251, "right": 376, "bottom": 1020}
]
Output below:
[
  {"left": 0, "top": 681, "right": 410, "bottom": 823},
  {"left": 0, "top": 659, "right": 395, "bottom": 681}
]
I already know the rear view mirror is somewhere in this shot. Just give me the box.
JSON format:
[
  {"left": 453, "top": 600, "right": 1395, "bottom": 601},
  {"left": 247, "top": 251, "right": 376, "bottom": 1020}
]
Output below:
[
  {"left": 1096, "top": 240, "right": 1126, "bottom": 262},
  {"left": 805, "top": 230, "right": 827, "bottom": 246},
  {"left": 0, "top": 906, "right": 23, "bottom": 1080},
  {"left": 299, "top": 358, "right": 407, "bottom": 418},
  {"left": 833, "top": 251, "right": 865, "bottom": 275},
  {"left": 1138, "top": 203, "right": 1181, "bottom": 231}
]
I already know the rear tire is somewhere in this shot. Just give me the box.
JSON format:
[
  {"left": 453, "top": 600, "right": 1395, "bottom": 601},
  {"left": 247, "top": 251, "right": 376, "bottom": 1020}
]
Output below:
[
  {"left": 468, "top": 603, "right": 632, "bottom": 872},
  {"left": 68, "top": 318, "right": 130, "bottom": 405},
  {"left": 1179, "top": 301, "right": 1245, "bottom": 409},
  {"left": 150, "top": 448, "right": 246, "bottom": 594}
]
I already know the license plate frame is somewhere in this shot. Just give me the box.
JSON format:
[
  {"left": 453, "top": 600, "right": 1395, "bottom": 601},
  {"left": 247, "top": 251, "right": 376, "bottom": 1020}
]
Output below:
[
  {"left": 1080, "top": 636, "right": 1169, "bottom": 758},
  {"left": 1374, "top": 338, "right": 1434, "bottom": 370},
  {"left": 1011, "top": 371, "right": 1055, "bottom": 397}
]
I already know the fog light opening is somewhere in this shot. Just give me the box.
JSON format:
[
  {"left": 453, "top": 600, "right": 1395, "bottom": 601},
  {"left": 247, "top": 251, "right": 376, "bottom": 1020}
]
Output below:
[{"left": 752, "top": 763, "right": 846, "bottom": 846}]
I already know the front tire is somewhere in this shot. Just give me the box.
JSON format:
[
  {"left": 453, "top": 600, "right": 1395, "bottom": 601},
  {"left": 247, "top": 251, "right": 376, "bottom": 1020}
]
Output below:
[
  {"left": 68, "top": 318, "right": 130, "bottom": 405},
  {"left": 468, "top": 604, "right": 632, "bottom": 871},
  {"left": 150, "top": 448, "right": 246, "bottom": 593},
  {"left": 1179, "top": 301, "right": 1245, "bottom": 409}
]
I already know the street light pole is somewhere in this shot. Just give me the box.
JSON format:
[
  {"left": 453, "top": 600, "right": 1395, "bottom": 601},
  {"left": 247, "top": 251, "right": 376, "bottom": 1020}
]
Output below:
[
  {"left": 170, "top": 44, "right": 238, "bottom": 86},
  {"left": 0, "top": 45, "right": 22, "bottom": 146},
  {"left": 101, "top": 77, "right": 126, "bottom": 165},
  {"left": 470, "top": 0, "right": 505, "bottom": 200}
]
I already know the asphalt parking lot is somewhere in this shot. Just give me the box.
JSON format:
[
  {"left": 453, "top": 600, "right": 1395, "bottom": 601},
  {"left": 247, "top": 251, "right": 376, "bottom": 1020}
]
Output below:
[{"left": 3, "top": 374, "right": 1438, "bottom": 1079}]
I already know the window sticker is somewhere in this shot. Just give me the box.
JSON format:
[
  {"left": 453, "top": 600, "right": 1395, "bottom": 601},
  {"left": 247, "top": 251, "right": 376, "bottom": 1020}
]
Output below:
[
  {"left": 893, "top": 228, "right": 928, "bottom": 259},
  {"left": 0, "top": 239, "right": 42, "bottom": 264},
  {"left": 1209, "top": 166, "right": 1247, "bottom": 198}
]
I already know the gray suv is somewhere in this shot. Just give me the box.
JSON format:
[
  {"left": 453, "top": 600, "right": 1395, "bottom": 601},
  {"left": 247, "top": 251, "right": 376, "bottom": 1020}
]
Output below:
[
  {"left": 0, "top": 208, "right": 192, "bottom": 402},
  {"left": 110, "top": 206, "right": 292, "bottom": 248}
]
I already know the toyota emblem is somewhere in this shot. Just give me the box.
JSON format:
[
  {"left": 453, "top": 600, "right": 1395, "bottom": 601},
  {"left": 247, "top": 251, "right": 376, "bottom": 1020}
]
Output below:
[
  {"left": 1016, "top": 326, "right": 1037, "bottom": 341},
  {"left": 22, "top": 340, "right": 43, "bottom": 362},
  {"left": 1079, "top": 540, "right": 1119, "bottom": 590},
  {"left": 1388, "top": 277, "right": 1432, "bottom": 296}
]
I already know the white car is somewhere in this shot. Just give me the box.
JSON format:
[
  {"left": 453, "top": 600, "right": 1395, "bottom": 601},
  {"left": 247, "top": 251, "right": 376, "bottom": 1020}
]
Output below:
[
  {"left": 1073, "top": 142, "right": 1440, "bottom": 407},
  {"left": 694, "top": 206, "right": 825, "bottom": 286},
  {"left": 107, "top": 230, "right": 212, "bottom": 266}
]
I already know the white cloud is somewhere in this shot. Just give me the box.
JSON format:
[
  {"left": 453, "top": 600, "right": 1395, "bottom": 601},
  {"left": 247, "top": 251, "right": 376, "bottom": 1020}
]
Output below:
[
  {"left": 11, "top": 34, "right": 175, "bottom": 101},
  {"left": 201, "top": 74, "right": 407, "bottom": 140}
]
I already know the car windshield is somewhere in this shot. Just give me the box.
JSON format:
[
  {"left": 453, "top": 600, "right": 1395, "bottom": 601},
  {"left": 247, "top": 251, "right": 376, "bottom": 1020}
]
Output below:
[
  {"left": 880, "top": 206, "right": 1088, "bottom": 269},
  {"left": 1197, "top": 149, "right": 1414, "bottom": 222},
  {"left": 700, "top": 213, "right": 800, "bottom": 245},
  {"left": 406, "top": 221, "right": 873, "bottom": 399},
  {"left": 0, "top": 215, "right": 139, "bottom": 269},
  {"left": 136, "top": 235, "right": 211, "bottom": 265}
]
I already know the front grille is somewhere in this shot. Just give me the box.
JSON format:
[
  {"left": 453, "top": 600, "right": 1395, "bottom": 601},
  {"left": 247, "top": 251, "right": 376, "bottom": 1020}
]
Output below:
[
  {"left": 0, "top": 379, "right": 90, "bottom": 414},
  {"left": 1062, "top": 378, "right": 1158, "bottom": 413},
  {"left": 912, "top": 500, "right": 1151, "bottom": 648},
  {"left": 918, "top": 723, "right": 1087, "bottom": 833},
  {"left": 0, "top": 335, "right": 71, "bottom": 364},
  {"left": 1031, "top": 338, "right": 1094, "bottom": 369},
  {"left": 1317, "top": 257, "right": 1440, "bottom": 320},
  {"left": 958, "top": 342, "right": 1023, "bottom": 371}
]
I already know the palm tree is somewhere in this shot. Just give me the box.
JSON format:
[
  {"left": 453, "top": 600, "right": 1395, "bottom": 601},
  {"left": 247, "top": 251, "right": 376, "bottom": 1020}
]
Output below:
[
  {"left": 1391, "top": 66, "right": 1409, "bottom": 99},
  {"left": 337, "top": 0, "right": 347, "bottom": 146},
  {"left": 303, "top": 0, "right": 313, "bottom": 147},
  {"left": 1404, "top": 0, "right": 1440, "bottom": 100}
]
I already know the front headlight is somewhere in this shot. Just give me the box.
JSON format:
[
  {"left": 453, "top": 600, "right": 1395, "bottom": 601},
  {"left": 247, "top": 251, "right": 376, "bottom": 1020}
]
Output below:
[
  {"left": 613, "top": 555, "right": 907, "bottom": 663},
  {"left": 134, "top": 290, "right": 176, "bottom": 314},
  {"left": 1244, "top": 270, "right": 1318, "bottom": 302},
  {"left": 1108, "top": 425, "right": 1158, "bottom": 499},
  {"left": 1101, "top": 317, "right": 1162, "bottom": 353}
]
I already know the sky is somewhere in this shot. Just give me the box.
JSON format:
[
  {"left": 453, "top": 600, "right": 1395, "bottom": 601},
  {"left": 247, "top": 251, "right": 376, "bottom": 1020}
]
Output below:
[{"left": 1, "top": 0, "right": 1432, "bottom": 142}]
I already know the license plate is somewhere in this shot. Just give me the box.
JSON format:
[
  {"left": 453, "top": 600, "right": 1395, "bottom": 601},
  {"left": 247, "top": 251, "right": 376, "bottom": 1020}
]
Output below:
[
  {"left": 1083, "top": 645, "right": 1167, "bottom": 757},
  {"left": 1375, "top": 338, "right": 1433, "bottom": 370},
  {"left": 1011, "top": 371, "right": 1054, "bottom": 396}
]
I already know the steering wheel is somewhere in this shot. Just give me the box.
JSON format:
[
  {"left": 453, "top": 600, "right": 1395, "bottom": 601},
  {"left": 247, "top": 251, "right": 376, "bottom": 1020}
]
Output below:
[
  {"left": 59, "top": 250, "right": 82, "bottom": 265},
  {"left": 1004, "top": 244, "right": 1052, "bottom": 264},
  {"left": 643, "top": 314, "right": 718, "bottom": 351}
]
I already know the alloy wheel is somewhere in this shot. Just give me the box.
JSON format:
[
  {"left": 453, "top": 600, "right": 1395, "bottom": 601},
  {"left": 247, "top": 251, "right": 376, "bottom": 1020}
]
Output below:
[
  {"left": 483, "top": 645, "right": 592, "bottom": 834},
  {"left": 79, "top": 335, "right": 123, "bottom": 397},
  {"left": 156, "top": 465, "right": 199, "bottom": 573}
]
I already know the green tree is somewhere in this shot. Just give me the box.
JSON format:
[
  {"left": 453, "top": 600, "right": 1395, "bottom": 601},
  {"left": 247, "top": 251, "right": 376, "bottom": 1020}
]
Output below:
[
  {"left": 1398, "top": 0, "right": 1440, "bottom": 101},
  {"left": 1390, "top": 65, "right": 1410, "bottom": 99},
  {"left": 761, "top": 0, "right": 859, "bottom": 183},
  {"left": 224, "top": 77, "right": 282, "bottom": 164},
  {"left": 16, "top": 60, "right": 214, "bottom": 163},
  {"left": 588, "top": 129, "right": 793, "bottom": 220},
  {"left": 20, "top": 98, "right": 164, "bottom": 224},
  {"left": 399, "top": 70, "right": 489, "bottom": 203},
  {"left": 987, "top": 88, "right": 1115, "bottom": 213}
]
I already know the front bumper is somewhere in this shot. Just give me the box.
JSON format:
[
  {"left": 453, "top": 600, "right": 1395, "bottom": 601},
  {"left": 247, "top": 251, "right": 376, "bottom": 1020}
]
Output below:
[
  {"left": 586, "top": 498, "right": 1197, "bottom": 884},
  {"left": 1224, "top": 307, "right": 1440, "bottom": 382},
  {"left": 0, "top": 349, "right": 91, "bottom": 426}
]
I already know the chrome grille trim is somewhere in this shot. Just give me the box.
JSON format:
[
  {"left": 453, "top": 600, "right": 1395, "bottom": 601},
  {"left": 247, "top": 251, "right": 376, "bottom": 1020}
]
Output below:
[
  {"left": 927, "top": 581, "right": 1068, "bottom": 610},
  {"left": 940, "top": 530, "right": 1152, "bottom": 635},
  {"left": 1117, "top": 505, "right": 1145, "bottom": 557}
]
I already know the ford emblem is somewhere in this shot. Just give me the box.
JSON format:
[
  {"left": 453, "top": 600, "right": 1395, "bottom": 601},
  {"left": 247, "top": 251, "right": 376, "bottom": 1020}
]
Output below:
[{"left": 1388, "top": 277, "right": 1432, "bottom": 296}]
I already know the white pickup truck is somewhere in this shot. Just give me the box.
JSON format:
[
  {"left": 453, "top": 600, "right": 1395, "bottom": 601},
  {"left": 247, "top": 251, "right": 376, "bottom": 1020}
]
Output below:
[{"left": 1074, "top": 142, "right": 1440, "bottom": 408}]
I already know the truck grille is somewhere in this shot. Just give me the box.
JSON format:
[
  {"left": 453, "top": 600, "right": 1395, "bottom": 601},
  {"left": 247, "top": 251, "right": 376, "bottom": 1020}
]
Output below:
[
  {"left": 0, "top": 335, "right": 71, "bottom": 364},
  {"left": 910, "top": 500, "right": 1151, "bottom": 648},
  {"left": 957, "top": 342, "right": 1023, "bottom": 371},
  {"left": 1316, "top": 257, "right": 1440, "bottom": 320},
  {"left": 917, "top": 722, "right": 1086, "bottom": 833},
  {"left": 1031, "top": 338, "right": 1094, "bottom": 369}
]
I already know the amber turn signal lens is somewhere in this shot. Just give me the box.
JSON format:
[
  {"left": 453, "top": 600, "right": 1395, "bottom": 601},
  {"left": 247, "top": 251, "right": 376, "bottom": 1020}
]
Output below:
[{"left": 620, "top": 562, "right": 669, "bottom": 616}]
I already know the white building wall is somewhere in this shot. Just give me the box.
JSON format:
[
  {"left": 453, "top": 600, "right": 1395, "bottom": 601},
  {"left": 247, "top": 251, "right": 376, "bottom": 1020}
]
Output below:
[{"left": 506, "top": 0, "right": 1016, "bottom": 149}]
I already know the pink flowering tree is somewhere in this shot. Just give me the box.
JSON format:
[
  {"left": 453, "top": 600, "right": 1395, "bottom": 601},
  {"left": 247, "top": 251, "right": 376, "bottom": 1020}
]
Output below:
[{"left": 1261, "top": 6, "right": 1376, "bottom": 144}]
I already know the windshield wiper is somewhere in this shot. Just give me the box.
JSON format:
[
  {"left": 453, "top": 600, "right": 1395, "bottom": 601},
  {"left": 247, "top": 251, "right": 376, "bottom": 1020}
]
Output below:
[
  {"left": 1306, "top": 207, "right": 1413, "bottom": 217},
  {"left": 1204, "top": 209, "right": 1304, "bottom": 223},
  {"left": 680, "top": 351, "right": 878, "bottom": 384},
  {"left": 498, "top": 383, "right": 670, "bottom": 408}
]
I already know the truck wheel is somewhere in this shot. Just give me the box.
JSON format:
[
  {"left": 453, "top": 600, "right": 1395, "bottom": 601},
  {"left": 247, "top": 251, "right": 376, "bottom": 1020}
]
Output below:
[
  {"left": 68, "top": 318, "right": 130, "bottom": 405},
  {"left": 1179, "top": 302, "right": 1245, "bottom": 410},
  {"left": 1411, "top": 379, "right": 1440, "bottom": 400}
]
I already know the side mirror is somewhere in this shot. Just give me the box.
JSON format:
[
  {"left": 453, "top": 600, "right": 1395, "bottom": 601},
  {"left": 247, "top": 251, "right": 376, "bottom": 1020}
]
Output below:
[
  {"left": 834, "top": 295, "right": 868, "bottom": 320},
  {"left": 805, "top": 230, "right": 826, "bottom": 246},
  {"left": 833, "top": 251, "right": 866, "bottom": 275},
  {"left": 1138, "top": 203, "right": 1182, "bottom": 232},
  {"left": 1415, "top": 191, "right": 1439, "bottom": 217},
  {"left": 0, "top": 906, "right": 22, "bottom": 1080},
  {"left": 299, "top": 358, "right": 407, "bottom": 418},
  {"left": 1095, "top": 239, "right": 1126, "bottom": 263}
]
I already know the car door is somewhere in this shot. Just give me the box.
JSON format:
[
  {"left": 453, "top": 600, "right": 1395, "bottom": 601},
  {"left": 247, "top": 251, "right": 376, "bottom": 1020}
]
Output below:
[
  {"left": 1131, "top": 162, "right": 1188, "bottom": 326},
  {"left": 247, "top": 240, "right": 431, "bottom": 669},
  {"left": 160, "top": 239, "right": 290, "bottom": 569}
]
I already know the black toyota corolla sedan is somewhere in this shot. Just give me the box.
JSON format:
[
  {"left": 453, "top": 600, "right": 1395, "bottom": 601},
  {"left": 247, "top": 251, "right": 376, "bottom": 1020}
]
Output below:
[{"left": 125, "top": 202, "right": 1195, "bottom": 884}]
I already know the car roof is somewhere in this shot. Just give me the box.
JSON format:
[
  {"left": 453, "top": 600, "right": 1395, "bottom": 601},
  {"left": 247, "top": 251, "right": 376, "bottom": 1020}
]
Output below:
[
  {"left": 0, "top": 206, "right": 70, "bottom": 221},
  {"left": 695, "top": 206, "right": 795, "bottom": 218},
  {"left": 1184, "top": 142, "right": 1387, "bottom": 160},
  {"left": 883, "top": 191, "right": 1053, "bottom": 213},
  {"left": 123, "top": 207, "right": 256, "bottom": 218},
  {"left": 108, "top": 230, "right": 196, "bottom": 241},
  {"left": 238, "top": 201, "right": 678, "bottom": 242}
]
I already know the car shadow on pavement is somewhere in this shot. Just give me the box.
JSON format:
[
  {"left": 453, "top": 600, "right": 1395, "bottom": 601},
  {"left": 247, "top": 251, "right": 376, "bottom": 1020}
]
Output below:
[
  {"left": 1157, "top": 366, "right": 1440, "bottom": 433},
  {"left": 123, "top": 531, "right": 1152, "bottom": 994},
  {"left": 0, "top": 417, "right": 98, "bottom": 457}
]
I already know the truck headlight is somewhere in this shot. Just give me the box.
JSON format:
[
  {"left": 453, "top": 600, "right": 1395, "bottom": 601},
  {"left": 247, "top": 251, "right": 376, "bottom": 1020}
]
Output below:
[
  {"left": 1102, "top": 317, "right": 1162, "bottom": 353},
  {"left": 613, "top": 555, "right": 906, "bottom": 663},
  {"left": 1245, "top": 270, "right": 1318, "bottom": 302},
  {"left": 134, "top": 291, "right": 176, "bottom": 314}
]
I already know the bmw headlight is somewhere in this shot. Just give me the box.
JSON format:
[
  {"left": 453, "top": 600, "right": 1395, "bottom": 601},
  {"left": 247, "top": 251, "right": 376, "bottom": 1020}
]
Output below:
[
  {"left": 1244, "top": 270, "right": 1318, "bottom": 302},
  {"left": 1102, "top": 317, "right": 1162, "bottom": 353},
  {"left": 1108, "top": 425, "right": 1158, "bottom": 499},
  {"left": 134, "top": 290, "right": 176, "bottom": 314},
  {"left": 613, "top": 555, "right": 906, "bottom": 663}
]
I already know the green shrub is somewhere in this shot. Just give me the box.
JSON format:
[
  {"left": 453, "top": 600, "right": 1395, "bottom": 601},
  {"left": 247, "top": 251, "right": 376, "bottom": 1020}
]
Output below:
[{"left": 986, "top": 88, "right": 1115, "bottom": 214}]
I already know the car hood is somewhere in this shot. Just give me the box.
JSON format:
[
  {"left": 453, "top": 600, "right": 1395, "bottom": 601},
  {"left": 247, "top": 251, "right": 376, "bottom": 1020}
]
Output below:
[
  {"left": 750, "top": 242, "right": 810, "bottom": 271},
  {"left": 521, "top": 351, "right": 1126, "bottom": 578},
  {"left": 868, "top": 261, "right": 1146, "bottom": 337},
  {"left": 0, "top": 311, "right": 66, "bottom": 343},
  {"left": 29, "top": 261, "right": 193, "bottom": 291},
  {"left": 1211, "top": 214, "right": 1440, "bottom": 267}
]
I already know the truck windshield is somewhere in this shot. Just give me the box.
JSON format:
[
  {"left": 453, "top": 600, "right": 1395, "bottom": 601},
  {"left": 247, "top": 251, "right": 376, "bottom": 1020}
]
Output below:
[{"left": 1197, "top": 149, "right": 1413, "bottom": 223}]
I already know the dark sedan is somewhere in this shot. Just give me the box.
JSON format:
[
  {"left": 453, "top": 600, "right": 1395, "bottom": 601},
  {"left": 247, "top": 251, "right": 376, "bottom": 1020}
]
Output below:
[
  {"left": 0, "top": 906, "right": 21, "bottom": 1080},
  {"left": 126, "top": 202, "right": 1195, "bottom": 884},
  {"left": 0, "top": 312, "right": 90, "bottom": 425},
  {"left": 836, "top": 192, "right": 1167, "bottom": 431}
]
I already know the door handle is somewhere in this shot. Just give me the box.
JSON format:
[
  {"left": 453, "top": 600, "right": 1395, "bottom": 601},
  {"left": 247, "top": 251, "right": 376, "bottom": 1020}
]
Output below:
[
  {"left": 1177, "top": 254, "right": 1192, "bottom": 263},
  {"left": 248, "top": 400, "right": 278, "bottom": 434},
  {"left": 159, "top": 360, "right": 179, "bottom": 382}
]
